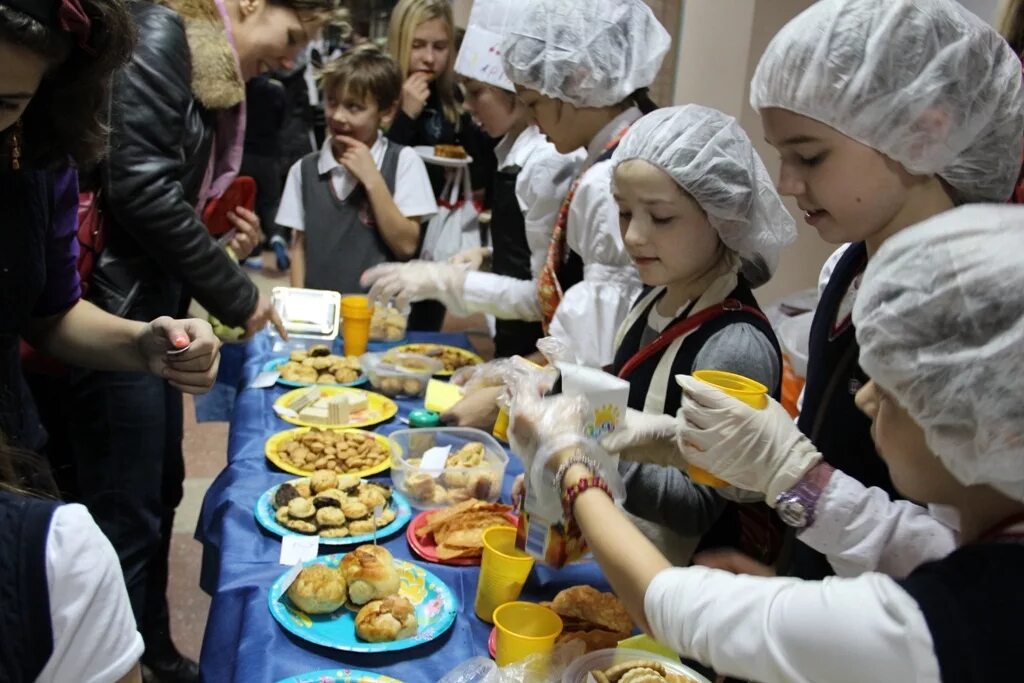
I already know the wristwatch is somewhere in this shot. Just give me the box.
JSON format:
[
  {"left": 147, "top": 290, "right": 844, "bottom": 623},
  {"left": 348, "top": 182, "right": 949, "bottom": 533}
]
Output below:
[{"left": 774, "top": 463, "right": 834, "bottom": 529}]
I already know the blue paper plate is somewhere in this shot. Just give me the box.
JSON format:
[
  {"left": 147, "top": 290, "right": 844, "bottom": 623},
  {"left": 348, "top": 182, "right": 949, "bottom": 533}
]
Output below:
[
  {"left": 255, "top": 481, "right": 412, "bottom": 546},
  {"left": 276, "top": 669, "right": 403, "bottom": 683},
  {"left": 263, "top": 357, "right": 368, "bottom": 388},
  {"left": 268, "top": 554, "right": 459, "bottom": 653}
]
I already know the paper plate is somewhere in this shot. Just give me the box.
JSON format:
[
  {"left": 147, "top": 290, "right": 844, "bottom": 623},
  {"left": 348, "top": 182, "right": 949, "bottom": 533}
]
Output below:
[
  {"left": 406, "top": 509, "right": 517, "bottom": 567},
  {"left": 255, "top": 480, "right": 412, "bottom": 546},
  {"left": 276, "top": 670, "right": 402, "bottom": 683},
  {"left": 273, "top": 387, "right": 398, "bottom": 429},
  {"left": 413, "top": 145, "right": 473, "bottom": 168},
  {"left": 390, "top": 344, "right": 482, "bottom": 378},
  {"left": 268, "top": 554, "right": 459, "bottom": 653},
  {"left": 264, "top": 427, "right": 395, "bottom": 479},
  {"left": 263, "top": 357, "right": 367, "bottom": 389}
]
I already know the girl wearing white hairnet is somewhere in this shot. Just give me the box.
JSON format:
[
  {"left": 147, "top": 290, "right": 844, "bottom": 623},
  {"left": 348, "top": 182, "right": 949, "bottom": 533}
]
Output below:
[
  {"left": 683, "top": 0, "right": 1023, "bottom": 581},
  {"left": 363, "top": 0, "right": 668, "bottom": 425},
  {"left": 509, "top": 204, "right": 1024, "bottom": 682}
]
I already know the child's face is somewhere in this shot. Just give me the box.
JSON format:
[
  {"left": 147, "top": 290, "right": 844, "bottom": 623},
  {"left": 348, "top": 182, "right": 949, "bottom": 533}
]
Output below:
[
  {"left": 515, "top": 86, "right": 584, "bottom": 154},
  {"left": 233, "top": 0, "right": 313, "bottom": 81},
  {"left": 408, "top": 18, "right": 451, "bottom": 80},
  {"left": 462, "top": 80, "right": 520, "bottom": 139},
  {"left": 855, "top": 380, "right": 963, "bottom": 504},
  {"left": 324, "top": 88, "right": 389, "bottom": 148},
  {"left": 613, "top": 160, "right": 723, "bottom": 289},
  {"left": 0, "top": 40, "right": 46, "bottom": 134},
  {"left": 762, "top": 108, "right": 920, "bottom": 247}
]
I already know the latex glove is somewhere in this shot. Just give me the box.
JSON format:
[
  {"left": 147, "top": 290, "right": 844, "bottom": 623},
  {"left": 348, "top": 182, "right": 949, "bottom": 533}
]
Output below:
[
  {"left": 137, "top": 317, "right": 221, "bottom": 394},
  {"left": 361, "top": 261, "right": 467, "bottom": 310},
  {"left": 675, "top": 375, "right": 822, "bottom": 505},
  {"left": 449, "top": 246, "right": 492, "bottom": 271},
  {"left": 599, "top": 408, "right": 679, "bottom": 466}
]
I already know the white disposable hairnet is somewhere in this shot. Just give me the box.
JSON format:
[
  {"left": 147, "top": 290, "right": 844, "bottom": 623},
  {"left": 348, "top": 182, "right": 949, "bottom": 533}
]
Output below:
[
  {"left": 500, "top": 0, "right": 671, "bottom": 108},
  {"left": 611, "top": 105, "right": 797, "bottom": 287},
  {"left": 751, "top": 0, "right": 1024, "bottom": 203},
  {"left": 854, "top": 205, "right": 1024, "bottom": 503}
]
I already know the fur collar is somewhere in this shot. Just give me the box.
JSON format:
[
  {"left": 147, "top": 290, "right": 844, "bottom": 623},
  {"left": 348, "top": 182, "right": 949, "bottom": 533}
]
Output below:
[{"left": 160, "top": 0, "right": 245, "bottom": 109}]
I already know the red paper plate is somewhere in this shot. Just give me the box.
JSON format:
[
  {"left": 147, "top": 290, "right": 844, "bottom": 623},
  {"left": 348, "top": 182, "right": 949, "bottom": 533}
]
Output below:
[
  {"left": 406, "top": 509, "right": 517, "bottom": 567},
  {"left": 488, "top": 626, "right": 496, "bottom": 659}
]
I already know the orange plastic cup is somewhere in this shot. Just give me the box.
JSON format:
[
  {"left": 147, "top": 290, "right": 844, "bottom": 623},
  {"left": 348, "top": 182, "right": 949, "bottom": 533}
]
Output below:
[
  {"left": 688, "top": 370, "right": 769, "bottom": 487},
  {"left": 475, "top": 526, "right": 534, "bottom": 623},
  {"left": 492, "top": 602, "right": 563, "bottom": 667},
  {"left": 340, "top": 295, "right": 372, "bottom": 356}
]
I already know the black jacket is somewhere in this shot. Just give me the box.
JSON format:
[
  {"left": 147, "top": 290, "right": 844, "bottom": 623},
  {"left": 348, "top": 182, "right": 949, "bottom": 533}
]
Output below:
[{"left": 87, "top": 1, "right": 257, "bottom": 326}]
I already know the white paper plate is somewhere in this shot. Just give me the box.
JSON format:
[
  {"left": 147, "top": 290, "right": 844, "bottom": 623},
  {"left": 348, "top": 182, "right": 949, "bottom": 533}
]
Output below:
[{"left": 414, "top": 145, "right": 473, "bottom": 168}]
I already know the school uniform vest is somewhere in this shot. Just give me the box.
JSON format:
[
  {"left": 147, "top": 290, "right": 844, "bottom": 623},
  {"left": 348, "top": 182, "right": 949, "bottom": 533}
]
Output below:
[
  {"left": 792, "top": 242, "right": 892, "bottom": 579},
  {"left": 0, "top": 490, "right": 58, "bottom": 682},
  {"left": 300, "top": 143, "right": 402, "bottom": 295},
  {"left": 898, "top": 538, "right": 1024, "bottom": 681}
]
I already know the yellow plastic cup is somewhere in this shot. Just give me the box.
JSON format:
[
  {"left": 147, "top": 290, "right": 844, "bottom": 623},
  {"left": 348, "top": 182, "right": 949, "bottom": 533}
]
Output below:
[
  {"left": 688, "top": 370, "right": 769, "bottom": 487},
  {"left": 492, "top": 406, "right": 510, "bottom": 442},
  {"left": 340, "top": 295, "right": 372, "bottom": 356},
  {"left": 474, "top": 526, "right": 534, "bottom": 623},
  {"left": 492, "top": 602, "right": 563, "bottom": 667}
]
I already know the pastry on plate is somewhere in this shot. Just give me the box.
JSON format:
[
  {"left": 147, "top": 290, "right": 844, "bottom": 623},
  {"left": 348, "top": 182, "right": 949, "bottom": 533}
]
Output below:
[
  {"left": 355, "top": 595, "right": 418, "bottom": 642},
  {"left": 286, "top": 564, "right": 348, "bottom": 614},
  {"left": 433, "top": 143, "right": 467, "bottom": 159},
  {"left": 549, "top": 585, "right": 633, "bottom": 634},
  {"left": 341, "top": 544, "right": 400, "bottom": 605}
]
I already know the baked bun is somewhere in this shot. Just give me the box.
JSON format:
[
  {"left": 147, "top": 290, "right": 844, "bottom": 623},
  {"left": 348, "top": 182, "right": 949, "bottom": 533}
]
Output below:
[
  {"left": 286, "top": 564, "right": 348, "bottom": 614},
  {"left": 355, "top": 595, "right": 418, "bottom": 642},
  {"left": 341, "top": 545, "right": 400, "bottom": 605}
]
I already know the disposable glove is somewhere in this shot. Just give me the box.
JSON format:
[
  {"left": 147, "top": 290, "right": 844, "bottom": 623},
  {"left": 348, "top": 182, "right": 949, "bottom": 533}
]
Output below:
[
  {"left": 598, "top": 408, "right": 679, "bottom": 466},
  {"left": 675, "top": 375, "right": 821, "bottom": 505},
  {"left": 361, "top": 261, "right": 468, "bottom": 311}
]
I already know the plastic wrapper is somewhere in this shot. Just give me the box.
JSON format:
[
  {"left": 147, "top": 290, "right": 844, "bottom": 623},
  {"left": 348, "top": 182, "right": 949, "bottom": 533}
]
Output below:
[{"left": 439, "top": 642, "right": 587, "bottom": 683}]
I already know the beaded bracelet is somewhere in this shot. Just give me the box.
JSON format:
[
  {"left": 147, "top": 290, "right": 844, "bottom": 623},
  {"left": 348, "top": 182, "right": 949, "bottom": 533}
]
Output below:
[{"left": 561, "top": 475, "right": 612, "bottom": 526}]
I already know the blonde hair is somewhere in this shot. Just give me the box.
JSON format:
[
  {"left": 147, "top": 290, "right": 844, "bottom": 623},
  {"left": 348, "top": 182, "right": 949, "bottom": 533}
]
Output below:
[
  {"left": 387, "top": 0, "right": 459, "bottom": 124},
  {"left": 998, "top": 0, "right": 1024, "bottom": 56}
]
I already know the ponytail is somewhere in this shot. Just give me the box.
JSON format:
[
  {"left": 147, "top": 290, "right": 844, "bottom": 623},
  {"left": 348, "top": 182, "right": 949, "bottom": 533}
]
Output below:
[{"left": 630, "top": 87, "right": 659, "bottom": 115}]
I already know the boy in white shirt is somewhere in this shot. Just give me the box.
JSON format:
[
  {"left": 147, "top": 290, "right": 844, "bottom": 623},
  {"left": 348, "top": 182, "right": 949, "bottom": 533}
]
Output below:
[{"left": 277, "top": 46, "right": 437, "bottom": 293}]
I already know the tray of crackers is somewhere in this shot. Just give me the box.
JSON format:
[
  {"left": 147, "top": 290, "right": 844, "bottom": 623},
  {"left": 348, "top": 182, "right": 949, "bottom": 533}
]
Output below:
[
  {"left": 562, "top": 649, "right": 708, "bottom": 683},
  {"left": 255, "top": 471, "right": 411, "bottom": 545},
  {"left": 264, "top": 344, "right": 367, "bottom": 388},
  {"left": 268, "top": 545, "right": 458, "bottom": 653},
  {"left": 390, "top": 343, "right": 482, "bottom": 376},
  {"left": 273, "top": 386, "right": 398, "bottom": 429},
  {"left": 407, "top": 499, "right": 516, "bottom": 565},
  {"left": 265, "top": 427, "right": 395, "bottom": 478}
]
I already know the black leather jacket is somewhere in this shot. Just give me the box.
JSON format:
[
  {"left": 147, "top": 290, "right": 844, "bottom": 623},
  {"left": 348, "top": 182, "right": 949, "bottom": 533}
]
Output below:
[{"left": 87, "top": 1, "right": 258, "bottom": 326}]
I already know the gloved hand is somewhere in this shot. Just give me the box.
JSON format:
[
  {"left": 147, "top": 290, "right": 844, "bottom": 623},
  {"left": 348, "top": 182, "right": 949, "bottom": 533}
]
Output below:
[
  {"left": 675, "top": 375, "right": 821, "bottom": 505},
  {"left": 360, "top": 261, "right": 468, "bottom": 310},
  {"left": 599, "top": 408, "right": 680, "bottom": 466},
  {"left": 448, "top": 246, "right": 492, "bottom": 271}
]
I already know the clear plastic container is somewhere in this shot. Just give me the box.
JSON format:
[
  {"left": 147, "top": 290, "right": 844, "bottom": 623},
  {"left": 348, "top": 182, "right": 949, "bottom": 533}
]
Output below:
[
  {"left": 369, "top": 300, "right": 411, "bottom": 342},
  {"left": 561, "top": 648, "right": 710, "bottom": 683},
  {"left": 359, "top": 352, "right": 441, "bottom": 398},
  {"left": 389, "top": 427, "right": 509, "bottom": 509}
]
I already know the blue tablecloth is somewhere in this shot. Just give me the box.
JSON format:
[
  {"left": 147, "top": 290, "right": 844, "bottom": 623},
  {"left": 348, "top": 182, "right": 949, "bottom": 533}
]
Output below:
[{"left": 195, "top": 332, "right": 608, "bottom": 683}]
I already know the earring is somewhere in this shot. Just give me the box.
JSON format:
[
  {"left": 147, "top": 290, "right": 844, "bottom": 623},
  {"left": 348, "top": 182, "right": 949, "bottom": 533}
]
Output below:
[{"left": 9, "top": 120, "right": 22, "bottom": 171}]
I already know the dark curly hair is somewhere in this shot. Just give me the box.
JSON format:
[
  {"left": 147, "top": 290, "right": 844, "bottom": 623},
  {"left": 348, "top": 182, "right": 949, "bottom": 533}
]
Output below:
[{"left": 0, "top": 0, "right": 135, "bottom": 168}]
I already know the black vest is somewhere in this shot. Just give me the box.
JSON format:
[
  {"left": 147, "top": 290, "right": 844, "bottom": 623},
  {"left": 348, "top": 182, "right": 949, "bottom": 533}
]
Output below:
[
  {"left": 0, "top": 490, "right": 58, "bottom": 682},
  {"left": 899, "top": 539, "right": 1024, "bottom": 682},
  {"left": 300, "top": 142, "right": 402, "bottom": 295}
]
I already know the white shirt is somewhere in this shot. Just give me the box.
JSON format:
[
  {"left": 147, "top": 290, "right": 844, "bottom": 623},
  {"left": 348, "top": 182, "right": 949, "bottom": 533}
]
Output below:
[
  {"left": 38, "top": 504, "right": 144, "bottom": 683},
  {"left": 645, "top": 566, "right": 941, "bottom": 683},
  {"left": 276, "top": 135, "right": 438, "bottom": 232}
]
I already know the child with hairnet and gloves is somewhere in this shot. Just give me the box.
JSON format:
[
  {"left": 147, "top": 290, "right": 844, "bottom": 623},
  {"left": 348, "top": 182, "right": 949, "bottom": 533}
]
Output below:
[
  {"left": 508, "top": 204, "right": 1024, "bottom": 683},
  {"left": 362, "top": 0, "right": 668, "bottom": 427},
  {"left": 617, "top": 0, "right": 1024, "bottom": 580}
]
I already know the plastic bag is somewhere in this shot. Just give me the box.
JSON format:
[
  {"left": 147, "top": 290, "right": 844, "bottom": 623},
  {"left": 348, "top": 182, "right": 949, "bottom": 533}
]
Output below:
[
  {"left": 422, "top": 165, "right": 481, "bottom": 263},
  {"left": 439, "top": 642, "right": 587, "bottom": 683}
]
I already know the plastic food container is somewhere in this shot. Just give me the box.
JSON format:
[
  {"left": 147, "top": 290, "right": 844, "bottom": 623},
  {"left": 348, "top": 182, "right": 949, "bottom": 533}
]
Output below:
[
  {"left": 388, "top": 427, "right": 508, "bottom": 509},
  {"left": 561, "top": 648, "right": 710, "bottom": 683},
  {"left": 369, "top": 300, "right": 411, "bottom": 342},
  {"left": 359, "top": 352, "right": 441, "bottom": 398}
]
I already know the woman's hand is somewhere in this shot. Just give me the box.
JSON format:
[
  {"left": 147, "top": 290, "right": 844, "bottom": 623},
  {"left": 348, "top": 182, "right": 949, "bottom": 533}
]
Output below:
[
  {"left": 136, "top": 316, "right": 221, "bottom": 394},
  {"left": 440, "top": 384, "right": 503, "bottom": 428},
  {"left": 401, "top": 72, "right": 431, "bottom": 120},
  {"left": 244, "top": 293, "right": 288, "bottom": 339},
  {"left": 227, "top": 207, "right": 263, "bottom": 261}
]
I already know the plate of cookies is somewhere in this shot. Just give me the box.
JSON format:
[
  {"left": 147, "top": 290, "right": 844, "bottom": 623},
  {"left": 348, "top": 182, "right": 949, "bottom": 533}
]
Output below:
[
  {"left": 255, "top": 472, "right": 411, "bottom": 545},
  {"left": 389, "top": 343, "right": 482, "bottom": 377},
  {"left": 268, "top": 545, "right": 458, "bottom": 653},
  {"left": 276, "top": 670, "right": 403, "bottom": 683},
  {"left": 561, "top": 648, "right": 709, "bottom": 683},
  {"left": 265, "top": 427, "right": 394, "bottom": 479},
  {"left": 273, "top": 386, "right": 398, "bottom": 430},
  {"left": 265, "top": 344, "right": 367, "bottom": 388}
]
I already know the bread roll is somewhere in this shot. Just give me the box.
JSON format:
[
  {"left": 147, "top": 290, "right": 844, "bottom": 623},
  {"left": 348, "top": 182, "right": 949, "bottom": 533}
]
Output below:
[
  {"left": 341, "top": 545, "right": 400, "bottom": 605},
  {"left": 355, "top": 595, "right": 418, "bottom": 642},
  {"left": 286, "top": 564, "right": 348, "bottom": 614}
]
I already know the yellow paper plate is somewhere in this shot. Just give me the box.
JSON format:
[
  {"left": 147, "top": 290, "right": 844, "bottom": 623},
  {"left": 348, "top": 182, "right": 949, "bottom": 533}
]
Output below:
[
  {"left": 391, "top": 344, "right": 483, "bottom": 377},
  {"left": 273, "top": 386, "right": 398, "bottom": 429},
  {"left": 264, "top": 427, "right": 401, "bottom": 478}
]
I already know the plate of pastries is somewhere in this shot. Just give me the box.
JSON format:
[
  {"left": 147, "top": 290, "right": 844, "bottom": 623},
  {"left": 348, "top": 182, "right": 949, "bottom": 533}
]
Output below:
[
  {"left": 273, "top": 386, "right": 398, "bottom": 430},
  {"left": 390, "top": 343, "right": 482, "bottom": 376},
  {"left": 265, "top": 427, "right": 395, "bottom": 479},
  {"left": 264, "top": 344, "right": 367, "bottom": 388},
  {"left": 268, "top": 545, "right": 458, "bottom": 653},
  {"left": 406, "top": 499, "right": 515, "bottom": 565},
  {"left": 255, "top": 471, "right": 411, "bottom": 545}
]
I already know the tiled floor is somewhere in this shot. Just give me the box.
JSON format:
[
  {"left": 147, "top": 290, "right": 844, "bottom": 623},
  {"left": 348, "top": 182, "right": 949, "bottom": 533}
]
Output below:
[{"left": 167, "top": 253, "right": 495, "bottom": 663}]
